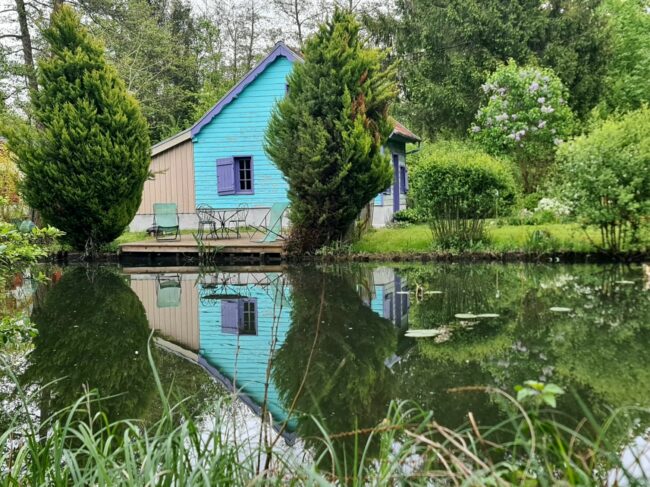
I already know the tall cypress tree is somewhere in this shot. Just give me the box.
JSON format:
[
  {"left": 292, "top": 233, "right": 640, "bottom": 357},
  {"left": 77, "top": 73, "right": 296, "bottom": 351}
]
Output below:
[
  {"left": 265, "top": 9, "right": 396, "bottom": 254},
  {"left": 7, "top": 6, "right": 150, "bottom": 254}
]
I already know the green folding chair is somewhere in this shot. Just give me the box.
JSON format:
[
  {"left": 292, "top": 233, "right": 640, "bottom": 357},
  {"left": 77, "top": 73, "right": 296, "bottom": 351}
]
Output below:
[
  {"left": 153, "top": 203, "right": 180, "bottom": 241},
  {"left": 250, "top": 203, "right": 289, "bottom": 243},
  {"left": 156, "top": 274, "right": 182, "bottom": 308}
]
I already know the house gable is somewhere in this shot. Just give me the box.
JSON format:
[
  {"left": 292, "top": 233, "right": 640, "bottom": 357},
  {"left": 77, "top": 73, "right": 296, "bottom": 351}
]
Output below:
[{"left": 193, "top": 55, "right": 294, "bottom": 209}]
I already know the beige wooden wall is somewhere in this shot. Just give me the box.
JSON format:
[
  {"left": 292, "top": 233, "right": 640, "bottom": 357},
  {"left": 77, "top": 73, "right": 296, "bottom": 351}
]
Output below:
[
  {"left": 137, "top": 140, "right": 195, "bottom": 216},
  {"left": 130, "top": 275, "right": 200, "bottom": 351}
]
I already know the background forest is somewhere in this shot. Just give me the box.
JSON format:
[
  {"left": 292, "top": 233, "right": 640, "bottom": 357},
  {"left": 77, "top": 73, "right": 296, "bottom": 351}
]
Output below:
[{"left": 1, "top": 0, "right": 648, "bottom": 144}]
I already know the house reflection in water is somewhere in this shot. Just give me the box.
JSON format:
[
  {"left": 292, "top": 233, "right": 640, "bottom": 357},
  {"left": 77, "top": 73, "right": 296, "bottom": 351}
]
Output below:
[{"left": 128, "top": 267, "right": 408, "bottom": 441}]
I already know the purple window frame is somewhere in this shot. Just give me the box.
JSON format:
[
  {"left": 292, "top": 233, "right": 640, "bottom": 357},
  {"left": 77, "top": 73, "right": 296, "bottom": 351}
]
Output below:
[
  {"left": 234, "top": 156, "right": 254, "bottom": 195},
  {"left": 400, "top": 165, "right": 407, "bottom": 194}
]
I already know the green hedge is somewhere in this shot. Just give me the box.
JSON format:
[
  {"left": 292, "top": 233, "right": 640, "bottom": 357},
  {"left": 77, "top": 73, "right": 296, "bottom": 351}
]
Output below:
[{"left": 410, "top": 141, "right": 518, "bottom": 220}]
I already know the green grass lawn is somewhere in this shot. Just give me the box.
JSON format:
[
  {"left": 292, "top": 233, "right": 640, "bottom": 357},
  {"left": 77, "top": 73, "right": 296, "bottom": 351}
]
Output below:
[{"left": 352, "top": 222, "right": 603, "bottom": 254}]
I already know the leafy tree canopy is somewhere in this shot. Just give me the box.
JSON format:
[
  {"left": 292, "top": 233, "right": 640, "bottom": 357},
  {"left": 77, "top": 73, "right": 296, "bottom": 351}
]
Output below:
[
  {"left": 595, "top": 0, "right": 650, "bottom": 117},
  {"left": 372, "top": 0, "right": 607, "bottom": 137}
]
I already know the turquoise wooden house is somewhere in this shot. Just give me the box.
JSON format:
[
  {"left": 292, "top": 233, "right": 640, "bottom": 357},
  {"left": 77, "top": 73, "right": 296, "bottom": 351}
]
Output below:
[{"left": 130, "top": 42, "right": 420, "bottom": 232}]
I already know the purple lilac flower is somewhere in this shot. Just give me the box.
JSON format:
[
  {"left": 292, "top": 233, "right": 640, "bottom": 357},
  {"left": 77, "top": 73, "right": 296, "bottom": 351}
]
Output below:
[
  {"left": 537, "top": 97, "right": 546, "bottom": 104},
  {"left": 529, "top": 82, "right": 540, "bottom": 92},
  {"left": 541, "top": 105, "right": 555, "bottom": 114},
  {"left": 471, "top": 125, "right": 481, "bottom": 133},
  {"left": 495, "top": 113, "right": 509, "bottom": 122},
  {"left": 538, "top": 120, "right": 546, "bottom": 129}
]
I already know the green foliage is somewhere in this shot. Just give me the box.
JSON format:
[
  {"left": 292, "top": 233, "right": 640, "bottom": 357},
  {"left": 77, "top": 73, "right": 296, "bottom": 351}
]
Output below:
[
  {"left": 515, "top": 380, "right": 565, "bottom": 409},
  {"left": 6, "top": 6, "right": 150, "bottom": 254},
  {"left": 392, "top": 208, "right": 423, "bottom": 224},
  {"left": 0, "top": 142, "right": 19, "bottom": 205},
  {"left": 596, "top": 0, "right": 650, "bottom": 116},
  {"left": 265, "top": 9, "right": 396, "bottom": 254},
  {"left": 0, "top": 222, "right": 62, "bottom": 267},
  {"left": 409, "top": 141, "right": 517, "bottom": 249},
  {"left": 555, "top": 108, "right": 650, "bottom": 252},
  {"left": 472, "top": 61, "right": 575, "bottom": 192},
  {"left": 377, "top": 0, "right": 608, "bottom": 137},
  {"left": 92, "top": 0, "right": 201, "bottom": 143}
]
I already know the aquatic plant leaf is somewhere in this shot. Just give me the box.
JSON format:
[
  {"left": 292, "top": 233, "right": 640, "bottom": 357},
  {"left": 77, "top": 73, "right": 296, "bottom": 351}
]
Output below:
[
  {"left": 455, "top": 313, "right": 477, "bottom": 319},
  {"left": 476, "top": 313, "right": 500, "bottom": 318},
  {"left": 542, "top": 393, "right": 557, "bottom": 408},
  {"left": 549, "top": 307, "right": 572, "bottom": 313},
  {"left": 405, "top": 329, "right": 446, "bottom": 338}
]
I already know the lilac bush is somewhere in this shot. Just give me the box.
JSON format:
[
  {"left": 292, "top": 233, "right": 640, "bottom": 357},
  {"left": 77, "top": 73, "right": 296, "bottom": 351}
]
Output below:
[{"left": 471, "top": 61, "right": 574, "bottom": 193}]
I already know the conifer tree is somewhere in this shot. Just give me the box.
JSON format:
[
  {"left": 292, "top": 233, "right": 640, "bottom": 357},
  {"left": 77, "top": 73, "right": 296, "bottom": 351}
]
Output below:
[
  {"left": 265, "top": 9, "right": 396, "bottom": 254},
  {"left": 7, "top": 6, "right": 150, "bottom": 255}
]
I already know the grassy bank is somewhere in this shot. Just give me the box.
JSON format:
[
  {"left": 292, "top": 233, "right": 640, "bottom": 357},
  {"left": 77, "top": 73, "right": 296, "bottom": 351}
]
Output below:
[
  {"left": 353, "top": 223, "right": 620, "bottom": 254},
  {"left": 1, "top": 353, "right": 647, "bottom": 485}
]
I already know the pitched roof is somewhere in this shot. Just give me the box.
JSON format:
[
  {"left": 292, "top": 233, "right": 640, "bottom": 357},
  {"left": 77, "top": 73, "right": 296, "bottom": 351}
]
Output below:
[
  {"left": 390, "top": 119, "right": 421, "bottom": 143},
  {"left": 152, "top": 41, "right": 419, "bottom": 155},
  {"left": 190, "top": 42, "right": 302, "bottom": 138}
]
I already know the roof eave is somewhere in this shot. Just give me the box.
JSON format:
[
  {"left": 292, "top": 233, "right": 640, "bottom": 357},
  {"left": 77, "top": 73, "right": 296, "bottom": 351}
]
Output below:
[
  {"left": 389, "top": 131, "right": 421, "bottom": 144},
  {"left": 190, "top": 42, "right": 302, "bottom": 138},
  {"left": 151, "top": 128, "right": 192, "bottom": 157}
]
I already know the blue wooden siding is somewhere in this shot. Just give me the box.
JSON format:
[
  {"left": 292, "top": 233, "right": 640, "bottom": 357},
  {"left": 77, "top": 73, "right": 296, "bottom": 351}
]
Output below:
[
  {"left": 193, "top": 57, "right": 293, "bottom": 208},
  {"left": 374, "top": 140, "right": 407, "bottom": 207},
  {"left": 198, "top": 278, "right": 296, "bottom": 428}
]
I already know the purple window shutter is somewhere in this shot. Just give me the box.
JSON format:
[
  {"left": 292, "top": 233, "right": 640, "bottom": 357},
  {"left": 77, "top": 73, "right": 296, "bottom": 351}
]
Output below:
[
  {"left": 217, "top": 157, "right": 235, "bottom": 195},
  {"left": 221, "top": 300, "right": 240, "bottom": 334},
  {"left": 400, "top": 166, "right": 407, "bottom": 193},
  {"left": 384, "top": 292, "right": 394, "bottom": 320}
]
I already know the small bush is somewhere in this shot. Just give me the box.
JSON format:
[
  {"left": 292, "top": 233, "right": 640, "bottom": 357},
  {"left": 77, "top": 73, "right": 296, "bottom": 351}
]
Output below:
[
  {"left": 410, "top": 141, "right": 517, "bottom": 249},
  {"left": 392, "top": 208, "right": 422, "bottom": 224},
  {"left": 555, "top": 108, "right": 650, "bottom": 252}
]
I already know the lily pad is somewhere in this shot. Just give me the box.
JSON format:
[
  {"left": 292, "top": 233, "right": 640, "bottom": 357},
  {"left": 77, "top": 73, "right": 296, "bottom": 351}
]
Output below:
[
  {"left": 550, "top": 307, "right": 572, "bottom": 313},
  {"left": 615, "top": 280, "right": 635, "bottom": 285},
  {"left": 424, "top": 291, "right": 443, "bottom": 295},
  {"left": 476, "top": 313, "right": 500, "bottom": 318},
  {"left": 455, "top": 313, "right": 478, "bottom": 320},
  {"left": 405, "top": 329, "right": 446, "bottom": 338}
]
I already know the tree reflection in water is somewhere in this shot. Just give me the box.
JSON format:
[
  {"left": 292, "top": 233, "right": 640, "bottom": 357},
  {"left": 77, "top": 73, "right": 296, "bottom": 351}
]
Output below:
[
  {"left": 273, "top": 266, "right": 398, "bottom": 463},
  {"left": 23, "top": 267, "right": 154, "bottom": 423}
]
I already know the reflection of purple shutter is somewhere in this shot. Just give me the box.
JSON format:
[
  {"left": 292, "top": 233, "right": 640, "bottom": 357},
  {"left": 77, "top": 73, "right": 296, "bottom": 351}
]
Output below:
[
  {"left": 221, "top": 300, "right": 239, "bottom": 334},
  {"left": 217, "top": 157, "right": 235, "bottom": 195},
  {"left": 384, "top": 292, "right": 393, "bottom": 320}
]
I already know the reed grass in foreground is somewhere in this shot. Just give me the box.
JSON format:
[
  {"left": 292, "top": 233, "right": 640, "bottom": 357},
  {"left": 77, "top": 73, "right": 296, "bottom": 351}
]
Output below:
[{"left": 1, "top": 351, "right": 648, "bottom": 486}]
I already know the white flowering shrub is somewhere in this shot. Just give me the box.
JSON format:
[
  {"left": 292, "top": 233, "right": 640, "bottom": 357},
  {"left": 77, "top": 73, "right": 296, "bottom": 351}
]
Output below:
[
  {"left": 471, "top": 60, "right": 574, "bottom": 192},
  {"left": 535, "top": 198, "right": 571, "bottom": 217}
]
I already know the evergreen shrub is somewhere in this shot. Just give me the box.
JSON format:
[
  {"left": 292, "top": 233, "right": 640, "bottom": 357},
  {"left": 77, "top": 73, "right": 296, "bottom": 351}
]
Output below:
[
  {"left": 7, "top": 6, "right": 150, "bottom": 255},
  {"left": 410, "top": 141, "right": 517, "bottom": 249}
]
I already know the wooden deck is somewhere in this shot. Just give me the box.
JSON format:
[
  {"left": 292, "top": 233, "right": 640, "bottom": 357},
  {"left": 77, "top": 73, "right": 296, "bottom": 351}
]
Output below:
[{"left": 119, "top": 234, "right": 285, "bottom": 256}]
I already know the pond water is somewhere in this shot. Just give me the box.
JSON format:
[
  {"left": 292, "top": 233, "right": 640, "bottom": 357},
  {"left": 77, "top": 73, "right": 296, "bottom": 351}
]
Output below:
[{"left": 3, "top": 262, "right": 650, "bottom": 457}]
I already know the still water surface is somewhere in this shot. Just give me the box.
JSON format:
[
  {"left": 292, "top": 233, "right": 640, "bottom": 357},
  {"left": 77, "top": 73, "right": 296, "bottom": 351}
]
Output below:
[{"left": 5, "top": 263, "right": 650, "bottom": 451}]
